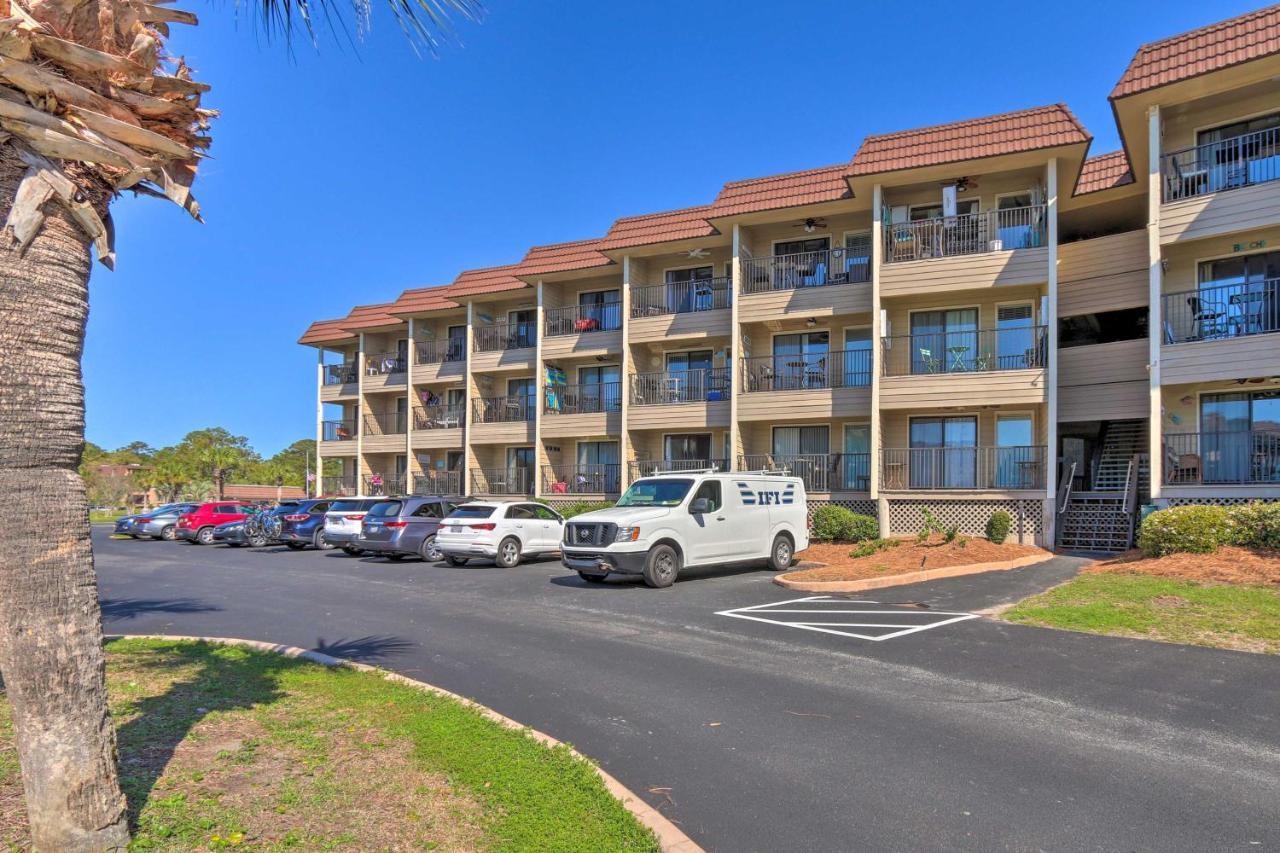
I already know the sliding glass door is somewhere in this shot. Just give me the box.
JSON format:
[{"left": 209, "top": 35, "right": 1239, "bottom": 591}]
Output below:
[
  {"left": 773, "top": 426, "right": 829, "bottom": 490},
  {"left": 842, "top": 425, "right": 870, "bottom": 491},
  {"left": 909, "top": 417, "right": 977, "bottom": 489},
  {"left": 773, "top": 331, "right": 829, "bottom": 389},
  {"left": 995, "top": 414, "right": 1035, "bottom": 488},
  {"left": 1201, "top": 391, "right": 1280, "bottom": 484},
  {"left": 910, "top": 309, "right": 978, "bottom": 373}
]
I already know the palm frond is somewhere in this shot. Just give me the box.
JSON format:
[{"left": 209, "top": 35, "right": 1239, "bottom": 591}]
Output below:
[{"left": 247, "top": 0, "right": 484, "bottom": 53}]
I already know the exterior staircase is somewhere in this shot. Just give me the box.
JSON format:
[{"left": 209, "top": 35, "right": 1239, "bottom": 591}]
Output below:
[{"left": 1056, "top": 420, "right": 1147, "bottom": 554}]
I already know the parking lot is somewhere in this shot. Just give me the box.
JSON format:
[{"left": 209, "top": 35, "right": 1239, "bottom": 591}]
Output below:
[{"left": 95, "top": 526, "right": 1280, "bottom": 852}]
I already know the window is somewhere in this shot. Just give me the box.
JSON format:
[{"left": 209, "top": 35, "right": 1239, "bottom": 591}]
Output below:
[
  {"left": 577, "top": 366, "right": 621, "bottom": 412},
  {"left": 1199, "top": 391, "right": 1280, "bottom": 484},
  {"left": 532, "top": 505, "right": 561, "bottom": 521},
  {"left": 578, "top": 289, "right": 621, "bottom": 331},
  {"left": 448, "top": 505, "right": 497, "bottom": 519},
  {"left": 773, "top": 426, "right": 828, "bottom": 456},
  {"left": 996, "top": 304, "right": 1037, "bottom": 369},
  {"left": 842, "top": 425, "right": 870, "bottom": 491},
  {"left": 691, "top": 480, "right": 722, "bottom": 512},
  {"left": 508, "top": 309, "right": 536, "bottom": 348},
  {"left": 508, "top": 378, "right": 536, "bottom": 414},
  {"left": 309, "top": 502, "right": 329, "bottom": 514},
  {"left": 772, "top": 331, "right": 829, "bottom": 389},
  {"left": 215, "top": 505, "right": 241, "bottom": 515},
  {"left": 842, "top": 328, "right": 872, "bottom": 386},
  {"left": 774, "top": 236, "right": 830, "bottom": 256},
  {"left": 446, "top": 325, "right": 466, "bottom": 361},
  {"left": 1197, "top": 112, "right": 1280, "bottom": 147},
  {"left": 910, "top": 309, "right": 978, "bottom": 373},
  {"left": 666, "top": 266, "right": 713, "bottom": 284},
  {"left": 909, "top": 417, "right": 977, "bottom": 489},
  {"left": 665, "top": 350, "right": 713, "bottom": 373},
  {"left": 411, "top": 501, "right": 443, "bottom": 518},
  {"left": 577, "top": 441, "right": 621, "bottom": 492},
  {"left": 996, "top": 192, "right": 1033, "bottom": 210},
  {"left": 910, "top": 199, "right": 978, "bottom": 220},
  {"left": 841, "top": 232, "right": 872, "bottom": 282},
  {"left": 507, "top": 505, "right": 535, "bottom": 519},
  {"left": 618, "top": 478, "right": 693, "bottom": 507},
  {"left": 1193, "top": 251, "right": 1280, "bottom": 340},
  {"left": 369, "top": 501, "right": 402, "bottom": 518},
  {"left": 995, "top": 415, "right": 1036, "bottom": 488},
  {"left": 1059, "top": 307, "right": 1148, "bottom": 348},
  {"left": 664, "top": 433, "right": 711, "bottom": 462}
]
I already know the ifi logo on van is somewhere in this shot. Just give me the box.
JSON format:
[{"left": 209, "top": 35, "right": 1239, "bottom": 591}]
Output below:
[{"left": 736, "top": 482, "right": 796, "bottom": 506}]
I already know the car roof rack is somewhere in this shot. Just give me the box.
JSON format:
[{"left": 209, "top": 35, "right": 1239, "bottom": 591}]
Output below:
[{"left": 736, "top": 469, "right": 793, "bottom": 477}]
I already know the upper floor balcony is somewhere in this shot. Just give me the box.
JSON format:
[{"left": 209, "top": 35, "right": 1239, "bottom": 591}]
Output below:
[
  {"left": 544, "top": 382, "right": 622, "bottom": 415},
  {"left": 1160, "top": 279, "right": 1280, "bottom": 384},
  {"left": 1160, "top": 125, "right": 1280, "bottom": 243},
  {"left": 363, "top": 350, "right": 407, "bottom": 392},
  {"left": 1163, "top": 430, "right": 1280, "bottom": 488},
  {"left": 737, "top": 350, "right": 872, "bottom": 422},
  {"left": 472, "top": 320, "right": 537, "bottom": 371},
  {"left": 413, "top": 338, "right": 467, "bottom": 383},
  {"left": 323, "top": 362, "right": 358, "bottom": 386},
  {"left": 738, "top": 247, "right": 872, "bottom": 320},
  {"left": 321, "top": 418, "right": 356, "bottom": 442},
  {"left": 363, "top": 411, "right": 407, "bottom": 448},
  {"left": 542, "top": 302, "right": 622, "bottom": 359},
  {"left": 879, "top": 326, "right": 1047, "bottom": 409},
  {"left": 364, "top": 473, "right": 406, "bottom": 497},
  {"left": 471, "top": 466, "right": 532, "bottom": 496},
  {"left": 628, "top": 368, "right": 730, "bottom": 430},
  {"left": 472, "top": 395, "right": 534, "bottom": 423},
  {"left": 630, "top": 279, "right": 732, "bottom": 342}
]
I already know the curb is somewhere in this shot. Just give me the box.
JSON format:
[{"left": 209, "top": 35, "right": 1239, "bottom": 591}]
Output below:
[
  {"left": 107, "top": 634, "right": 702, "bottom": 853},
  {"left": 773, "top": 551, "right": 1055, "bottom": 593}
]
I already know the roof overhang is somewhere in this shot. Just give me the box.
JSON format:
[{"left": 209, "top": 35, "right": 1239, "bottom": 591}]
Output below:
[{"left": 846, "top": 141, "right": 1092, "bottom": 199}]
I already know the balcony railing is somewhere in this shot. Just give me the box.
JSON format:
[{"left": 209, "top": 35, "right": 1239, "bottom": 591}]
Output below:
[
  {"left": 880, "top": 446, "right": 1047, "bottom": 491},
  {"left": 470, "top": 467, "right": 532, "bottom": 496},
  {"left": 628, "top": 459, "right": 730, "bottom": 478},
  {"left": 413, "top": 405, "right": 464, "bottom": 430},
  {"left": 1164, "top": 431, "right": 1280, "bottom": 485},
  {"left": 881, "top": 327, "right": 1047, "bottom": 375},
  {"left": 883, "top": 205, "right": 1046, "bottom": 263},
  {"left": 321, "top": 419, "right": 356, "bottom": 441},
  {"left": 544, "top": 382, "right": 621, "bottom": 415},
  {"left": 631, "top": 279, "right": 731, "bottom": 317},
  {"left": 321, "top": 476, "right": 358, "bottom": 497},
  {"left": 1162, "top": 126, "right": 1280, "bottom": 202},
  {"left": 364, "top": 410, "right": 407, "bottom": 435},
  {"left": 364, "top": 474, "right": 406, "bottom": 496},
  {"left": 472, "top": 395, "right": 534, "bottom": 423},
  {"left": 413, "top": 470, "right": 463, "bottom": 495},
  {"left": 737, "top": 453, "right": 871, "bottom": 493},
  {"left": 742, "top": 247, "right": 870, "bottom": 294},
  {"left": 323, "top": 362, "right": 357, "bottom": 385},
  {"left": 543, "top": 463, "right": 622, "bottom": 495},
  {"left": 416, "top": 338, "right": 466, "bottom": 365},
  {"left": 1162, "top": 280, "right": 1280, "bottom": 344},
  {"left": 545, "top": 301, "right": 622, "bottom": 336},
  {"left": 631, "top": 368, "right": 730, "bottom": 405},
  {"left": 474, "top": 321, "right": 536, "bottom": 353},
  {"left": 742, "top": 350, "right": 873, "bottom": 392},
  {"left": 365, "top": 351, "right": 407, "bottom": 376}
]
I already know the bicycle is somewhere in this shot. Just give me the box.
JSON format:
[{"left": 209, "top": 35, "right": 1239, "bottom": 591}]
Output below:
[{"left": 243, "top": 505, "right": 284, "bottom": 547}]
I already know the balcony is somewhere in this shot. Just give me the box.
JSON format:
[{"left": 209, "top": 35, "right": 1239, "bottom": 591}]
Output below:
[
  {"left": 365, "top": 351, "right": 406, "bottom": 376},
  {"left": 1162, "top": 127, "right": 1279, "bottom": 203},
  {"left": 364, "top": 410, "right": 407, "bottom": 435},
  {"left": 544, "top": 382, "right": 621, "bottom": 415},
  {"left": 628, "top": 459, "right": 729, "bottom": 479},
  {"left": 471, "top": 467, "right": 533, "bottom": 496},
  {"left": 472, "top": 396, "right": 534, "bottom": 423},
  {"left": 416, "top": 338, "right": 466, "bottom": 365},
  {"left": 628, "top": 368, "right": 730, "bottom": 430},
  {"left": 738, "top": 351, "right": 871, "bottom": 422},
  {"left": 1164, "top": 431, "right": 1280, "bottom": 487},
  {"left": 474, "top": 321, "right": 536, "bottom": 353},
  {"left": 880, "top": 446, "right": 1047, "bottom": 491},
  {"left": 364, "top": 474, "right": 406, "bottom": 496},
  {"left": 414, "top": 470, "right": 463, "bottom": 496},
  {"left": 1161, "top": 280, "right": 1280, "bottom": 384},
  {"left": 545, "top": 302, "right": 622, "bottom": 336},
  {"left": 321, "top": 476, "right": 358, "bottom": 497},
  {"left": 742, "top": 248, "right": 869, "bottom": 293},
  {"left": 632, "top": 279, "right": 731, "bottom": 317},
  {"left": 543, "top": 463, "right": 622, "bottom": 496},
  {"left": 414, "top": 404, "right": 464, "bottom": 430},
  {"left": 321, "top": 419, "right": 356, "bottom": 442},
  {"left": 737, "top": 453, "right": 871, "bottom": 493},
  {"left": 323, "top": 362, "right": 357, "bottom": 386},
  {"left": 883, "top": 206, "right": 1046, "bottom": 264},
  {"left": 880, "top": 328, "right": 1047, "bottom": 409}
]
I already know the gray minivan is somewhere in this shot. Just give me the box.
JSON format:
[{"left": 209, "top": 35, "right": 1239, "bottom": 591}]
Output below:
[{"left": 357, "top": 495, "right": 468, "bottom": 562}]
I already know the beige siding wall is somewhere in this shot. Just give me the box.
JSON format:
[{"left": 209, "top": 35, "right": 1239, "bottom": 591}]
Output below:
[
  {"left": 880, "top": 370, "right": 1046, "bottom": 409},
  {"left": 881, "top": 406, "right": 1045, "bottom": 452},
  {"left": 881, "top": 287, "right": 1043, "bottom": 338},
  {"left": 1057, "top": 230, "right": 1148, "bottom": 315},
  {"left": 1059, "top": 381, "right": 1149, "bottom": 422},
  {"left": 470, "top": 421, "right": 535, "bottom": 445},
  {"left": 541, "top": 329, "right": 622, "bottom": 360},
  {"left": 410, "top": 428, "right": 463, "bottom": 450},
  {"left": 738, "top": 387, "right": 871, "bottom": 422},
  {"left": 541, "top": 275, "right": 621, "bottom": 311},
  {"left": 880, "top": 247, "right": 1049, "bottom": 297},
  {"left": 1057, "top": 339, "right": 1149, "bottom": 421},
  {"left": 1161, "top": 224, "right": 1280, "bottom": 293},
  {"left": 1160, "top": 182, "right": 1280, "bottom": 244},
  {"left": 738, "top": 281, "right": 872, "bottom": 322},
  {"left": 470, "top": 348, "right": 536, "bottom": 373},
  {"left": 412, "top": 359, "right": 467, "bottom": 385},
  {"left": 627, "top": 400, "right": 731, "bottom": 430},
  {"left": 1162, "top": 335, "right": 1280, "bottom": 385},
  {"left": 540, "top": 411, "right": 622, "bottom": 439},
  {"left": 320, "top": 383, "right": 358, "bottom": 401},
  {"left": 741, "top": 211, "right": 872, "bottom": 257},
  {"left": 630, "top": 308, "right": 732, "bottom": 343},
  {"left": 318, "top": 439, "right": 358, "bottom": 457}
]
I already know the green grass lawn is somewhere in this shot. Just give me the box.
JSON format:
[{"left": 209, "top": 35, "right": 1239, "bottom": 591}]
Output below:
[
  {"left": 0, "top": 639, "right": 656, "bottom": 850},
  {"left": 90, "top": 510, "right": 127, "bottom": 523},
  {"left": 1004, "top": 572, "right": 1280, "bottom": 654}
]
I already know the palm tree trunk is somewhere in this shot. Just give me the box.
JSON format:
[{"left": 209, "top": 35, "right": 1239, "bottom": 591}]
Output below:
[{"left": 0, "top": 144, "right": 130, "bottom": 848}]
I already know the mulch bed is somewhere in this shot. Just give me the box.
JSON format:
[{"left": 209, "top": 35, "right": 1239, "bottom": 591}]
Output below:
[
  {"left": 1091, "top": 546, "right": 1280, "bottom": 587},
  {"left": 788, "top": 534, "right": 1044, "bottom": 583}
]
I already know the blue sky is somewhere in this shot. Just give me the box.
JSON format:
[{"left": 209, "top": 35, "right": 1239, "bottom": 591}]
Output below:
[{"left": 85, "top": 0, "right": 1258, "bottom": 455}]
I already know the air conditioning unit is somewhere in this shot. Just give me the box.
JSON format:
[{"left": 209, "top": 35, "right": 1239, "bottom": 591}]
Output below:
[{"left": 988, "top": 239, "right": 1004, "bottom": 252}]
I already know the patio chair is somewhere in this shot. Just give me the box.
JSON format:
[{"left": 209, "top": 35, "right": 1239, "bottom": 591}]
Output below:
[
  {"left": 917, "top": 347, "right": 943, "bottom": 374},
  {"left": 1187, "top": 295, "right": 1227, "bottom": 340},
  {"left": 974, "top": 352, "right": 994, "bottom": 371},
  {"left": 1173, "top": 453, "right": 1201, "bottom": 484}
]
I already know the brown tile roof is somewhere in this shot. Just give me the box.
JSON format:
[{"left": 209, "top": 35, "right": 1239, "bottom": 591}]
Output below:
[
  {"left": 1074, "top": 150, "right": 1136, "bottom": 195},
  {"left": 516, "top": 238, "right": 614, "bottom": 277},
  {"left": 340, "top": 302, "right": 404, "bottom": 332},
  {"left": 223, "top": 484, "right": 308, "bottom": 501},
  {"left": 1111, "top": 4, "right": 1280, "bottom": 99},
  {"left": 848, "top": 104, "right": 1090, "bottom": 176},
  {"left": 298, "top": 317, "right": 357, "bottom": 345},
  {"left": 445, "top": 264, "right": 529, "bottom": 298},
  {"left": 708, "top": 163, "right": 853, "bottom": 218},
  {"left": 599, "top": 205, "right": 719, "bottom": 250},
  {"left": 387, "top": 284, "right": 460, "bottom": 317}
]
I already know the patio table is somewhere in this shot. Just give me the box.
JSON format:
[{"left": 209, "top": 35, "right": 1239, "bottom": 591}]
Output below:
[{"left": 947, "top": 346, "right": 970, "bottom": 371}]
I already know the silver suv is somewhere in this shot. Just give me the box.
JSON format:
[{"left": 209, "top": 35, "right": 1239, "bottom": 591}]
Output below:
[{"left": 357, "top": 495, "right": 468, "bottom": 562}]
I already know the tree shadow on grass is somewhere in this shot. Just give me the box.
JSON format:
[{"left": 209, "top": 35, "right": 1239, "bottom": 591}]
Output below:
[{"left": 100, "top": 598, "right": 221, "bottom": 623}]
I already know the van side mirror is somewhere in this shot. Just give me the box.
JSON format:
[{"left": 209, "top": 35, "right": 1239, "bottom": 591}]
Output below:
[{"left": 690, "top": 498, "right": 710, "bottom": 514}]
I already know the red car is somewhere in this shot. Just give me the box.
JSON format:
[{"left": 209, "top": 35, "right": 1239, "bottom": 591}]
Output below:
[{"left": 175, "top": 502, "right": 254, "bottom": 545}]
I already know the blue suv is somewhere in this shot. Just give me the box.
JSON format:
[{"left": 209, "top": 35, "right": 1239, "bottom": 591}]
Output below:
[{"left": 278, "top": 499, "right": 334, "bottom": 550}]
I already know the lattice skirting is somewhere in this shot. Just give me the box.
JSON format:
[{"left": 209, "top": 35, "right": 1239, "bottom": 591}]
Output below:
[
  {"left": 542, "top": 497, "right": 613, "bottom": 512},
  {"left": 807, "top": 499, "right": 877, "bottom": 529},
  {"left": 886, "top": 499, "right": 1045, "bottom": 545},
  {"left": 1163, "top": 496, "right": 1280, "bottom": 507}
]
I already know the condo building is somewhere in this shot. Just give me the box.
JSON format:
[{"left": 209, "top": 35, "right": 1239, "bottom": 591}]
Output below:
[{"left": 301, "top": 6, "right": 1280, "bottom": 552}]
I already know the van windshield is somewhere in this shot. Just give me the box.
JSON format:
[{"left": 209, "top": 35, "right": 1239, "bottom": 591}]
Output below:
[{"left": 617, "top": 479, "right": 693, "bottom": 507}]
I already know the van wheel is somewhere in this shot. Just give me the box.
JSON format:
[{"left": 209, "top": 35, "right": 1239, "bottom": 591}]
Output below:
[
  {"left": 643, "top": 544, "right": 679, "bottom": 588},
  {"left": 446, "top": 556, "right": 468, "bottom": 567},
  {"left": 495, "top": 537, "right": 521, "bottom": 569},
  {"left": 419, "top": 536, "right": 442, "bottom": 563},
  {"left": 314, "top": 530, "right": 333, "bottom": 550},
  {"left": 768, "top": 534, "right": 794, "bottom": 571}
]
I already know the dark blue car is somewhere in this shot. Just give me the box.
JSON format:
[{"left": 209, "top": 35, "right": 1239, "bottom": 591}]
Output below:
[{"left": 278, "top": 499, "right": 334, "bottom": 550}]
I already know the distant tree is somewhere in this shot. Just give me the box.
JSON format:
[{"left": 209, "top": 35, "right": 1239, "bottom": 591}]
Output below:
[
  {"left": 178, "top": 428, "right": 258, "bottom": 500},
  {"left": 137, "top": 449, "right": 192, "bottom": 504},
  {"left": 110, "top": 441, "right": 155, "bottom": 464}
]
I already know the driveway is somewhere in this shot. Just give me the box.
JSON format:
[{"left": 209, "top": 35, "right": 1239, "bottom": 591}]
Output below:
[{"left": 94, "top": 528, "right": 1280, "bottom": 852}]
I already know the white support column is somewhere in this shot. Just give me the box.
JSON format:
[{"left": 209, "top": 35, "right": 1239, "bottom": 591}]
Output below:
[
  {"left": 463, "top": 302, "right": 474, "bottom": 495},
  {"left": 729, "top": 223, "right": 743, "bottom": 471},
  {"left": 1045, "top": 158, "right": 1060, "bottom": 544},
  {"left": 870, "top": 184, "right": 888, "bottom": 534},
  {"left": 620, "top": 258, "right": 634, "bottom": 488},
  {"left": 534, "top": 281, "right": 545, "bottom": 498},
  {"left": 315, "top": 348, "right": 324, "bottom": 498},
  {"left": 356, "top": 333, "right": 366, "bottom": 494},
  {"left": 1146, "top": 105, "right": 1164, "bottom": 501},
  {"left": 405, "top": 317, "right": 415, "bottom": 492}
]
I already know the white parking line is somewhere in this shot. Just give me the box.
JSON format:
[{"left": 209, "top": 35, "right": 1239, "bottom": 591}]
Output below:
[{"left": 716, "top": 595, "right": 980, "bottom": 642}]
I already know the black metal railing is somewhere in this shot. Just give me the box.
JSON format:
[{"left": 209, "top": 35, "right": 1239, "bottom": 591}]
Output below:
[
  {"left": 545, "top": 301, "right": 622, "bottom": 336},
  {"left": 416, "top": 339, "right": 466, "bottom": 365},
  {"left": 880, "top": 446, "right": 1047, "bottom": 490},
  {"left": 1163, "top": 431, "right": 1280, "bottom": 485},
  {"left": 471, "top": 395, "right": 535, "bottom": 423},
  {"left": 544, "top": 382, "right": 622, "bottom": 415},
  {"left": 881, "top": 326, "right": 1048, "bottom": 375},
  {"left": 631, "top": 279, "right": 731, "bottom": 317},
  {"left": 741, "top": 247, "right": 871, "bottom": 294},
  {"left": 1162, "top": 280, "right": 1280, "bottom": 344},
  {"left": 365, "top": 351, "right": 407, "bottom": 376},
  {"left": 364, "top": 474, "right": 406, "bottom": 496},
  {"left": 470, "top": 467, "right": 533, "bottom": 496},
  {"left": 321, "top": 476, "right": 358, "bottom": 496},
  {"left": 883, "top": 205, "right": 1046, "bottom": 263},
  {"left": 737, "top": 453, "right": 872, "bottom": 493},
  {"left": 741, "top": 350, "right": 873, "bottom": 392},
  {"left": 323, "top": 362, "right": 357, "bottom": 385},
  {"left": 628, "top": 459, "right": 730, "bottom": 478},
  {"left": 413, "top": 470, "right": 463, "bottom": 495},
  {"left": 474, "top": 321, "right": 536, "bottom": 353},
  {"left": 1162, "top": 126, "right": 1280, "bottom": 202},
  {"left": 543, "top": 463, "right": 622, "bottom": 495},
  {"left": 363, "top": 410, "right": 407, "bottom": 435},
  {"left": 321, "top": 419, "right": 356, "bottom": 441},
  {"left": 413, "top": 405, "right": 464, "bottom": 430},
  {"left": 630, "top": 368, "right": 730, "bottom": 405}
]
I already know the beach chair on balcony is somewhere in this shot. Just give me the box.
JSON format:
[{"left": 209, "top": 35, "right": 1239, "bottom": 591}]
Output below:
[
  {"left": 917, "top": 347, "right": 943, "bottom": 374},
  {"left": 1187, "top": 295, "right": 1227, "bottom": 340}
]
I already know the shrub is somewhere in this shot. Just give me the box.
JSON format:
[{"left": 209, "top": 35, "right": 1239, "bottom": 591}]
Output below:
[
  {"left": 850, "top": 538, "right": 899, "bottom": 559},
  {"left": 944, "top": 525, "right": 959, "bottom": 544},
  {"left": 811, "top": 506, "right": 879, "bottom": 542},
  {"left": 1227, "top": 502, "right": 1280, "bottom": 550},
  {"left": 917, "top": 507, "right": 943, "bottom": 542},
  {"left": 559, "top": 500, "right": 614, "bottom": 519},
  {"left": 986, "top": 511, "right": 1012, "bottom": 545},
  {"left": 1137, "top": 505, "right": 1234, "bottom": 556}
]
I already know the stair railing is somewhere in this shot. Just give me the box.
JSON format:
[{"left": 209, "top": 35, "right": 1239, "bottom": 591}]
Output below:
[
  {"left": 1057, "top": 460, "right": 1076, "bottom": 515},
  {"left": 1121, "top": 456, "right": 1139, "bottom": 515}
]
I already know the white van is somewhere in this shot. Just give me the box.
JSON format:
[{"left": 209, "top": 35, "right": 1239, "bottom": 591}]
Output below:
[{"left": 561, "top": 470, "right": 808, "bottom": 587}]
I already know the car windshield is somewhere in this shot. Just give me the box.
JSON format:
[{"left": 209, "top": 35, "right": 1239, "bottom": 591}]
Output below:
[
  {"left": 617, "top": 478, "right": 694, "bottom": 507},
  {"left": 272, "top": 502, "right": 302, "bottom": 514},
  {"left": 447, "top": 505, "right": 497, "bottom": 519},
  {"left": 330, "top": 500, "right": 365, "bottom": 512},
  {"left": 368, "top": 500, "right": 402, "bottom": 518}
]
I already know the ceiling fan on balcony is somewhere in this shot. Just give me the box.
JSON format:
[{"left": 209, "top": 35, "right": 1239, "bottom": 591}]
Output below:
[
  {"left": 951, "top": 176, "right": 979, "bottom": 193},
  {"left": 794, "top": 217, "right": 827, "bottom": 233}
]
